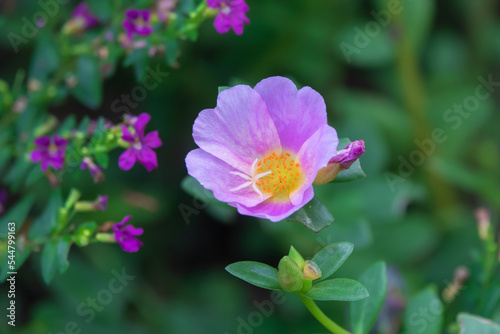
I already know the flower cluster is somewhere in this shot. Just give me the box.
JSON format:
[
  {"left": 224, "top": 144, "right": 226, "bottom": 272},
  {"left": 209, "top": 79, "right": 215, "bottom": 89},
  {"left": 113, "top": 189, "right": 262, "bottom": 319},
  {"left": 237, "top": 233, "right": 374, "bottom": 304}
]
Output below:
[
  {"left": 113, "top": 216, "right": 144, "bottom": 252},
  {"left": 207, "top": 0, "right": 250, "bottom": 35}
]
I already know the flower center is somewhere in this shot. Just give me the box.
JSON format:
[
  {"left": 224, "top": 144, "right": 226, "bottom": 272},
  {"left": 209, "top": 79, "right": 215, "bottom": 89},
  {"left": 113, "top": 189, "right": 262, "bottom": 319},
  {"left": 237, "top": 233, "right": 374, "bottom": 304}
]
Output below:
[
  {"left": 133, "top": 140, "right": 143, "bottom": 150},
  {"left": 254, "top": 152, "right": 304, "bottom": 201},
  {"left": 48, "top": 144, "right": 58, "bottom": 154},
  {"left": 220, "top": 2, "right": 231, "bottom": 14}
]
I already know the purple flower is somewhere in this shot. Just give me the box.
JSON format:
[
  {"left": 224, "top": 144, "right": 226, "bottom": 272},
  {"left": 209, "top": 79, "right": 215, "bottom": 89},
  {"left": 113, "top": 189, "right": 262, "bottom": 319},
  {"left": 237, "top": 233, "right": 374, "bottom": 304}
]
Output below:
[
  {"left": 122, "top": 9, "right": 153, "bottom": 39},
  {"left": 207, "top": 0, "right": 250, "bottom": 35},
  {"left": 113, "top": 216, "right": 143, "bottom": 253},
  {"left": 329, "top": 140, "right": 365, "bottom": 170},
  {"left": 80, "top": 157, "right": 105, "bottom": 183},
  {"left": 119, "top": 113, "right": 162, "bottom": 172},
  {"left": 185, "top": 76, "right": 339, "bottom": 222},
  {"left": 157, "top": 0, "right": 178, "bottom": 22},
  {"left": 72, "top": 3, "right": 99, "bottom": 29},
  {"left": 30, "top": 135, "right": 68, "bottom": 171},
  {"left": 0, "top": 189, "right": 7, "bottom": 214},
  {"left": 94, "top": 195, "right": 108, "bottom": 211}
]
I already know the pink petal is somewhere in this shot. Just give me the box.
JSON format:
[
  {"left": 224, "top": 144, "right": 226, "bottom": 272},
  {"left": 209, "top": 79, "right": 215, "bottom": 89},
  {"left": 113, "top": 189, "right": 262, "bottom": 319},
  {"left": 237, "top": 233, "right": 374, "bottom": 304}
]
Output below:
[
  {"left": 254, "top": 77, "right": 328, "bottom": 153},
  {"left": 121, "top": 126, "right": 136, "bottom": 143},
  {"left": 193, "top": 85, "right": 281, "bottom": 174},
  {"left": 234, "top": 186, "right": 314, "bottom": 222},
  {"left": 134, "top": 113, "right": 151, "bottom": 137},
  {"left": 186, "top": 149, "right": 270, "bottom": 208},
  {"left": 291, "top": 124, "right": 338, "bottom": 205},
  {"left": 34, "top": 136, "right": 51, "bottom": 147}
]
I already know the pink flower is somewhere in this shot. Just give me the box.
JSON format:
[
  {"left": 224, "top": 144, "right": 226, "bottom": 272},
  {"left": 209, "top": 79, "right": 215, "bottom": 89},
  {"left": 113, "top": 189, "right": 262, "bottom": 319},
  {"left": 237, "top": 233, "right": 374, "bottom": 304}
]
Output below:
[
  {"left": 80, "top": 157, "right": 105, "bottom": 183},
  {"left": 30, "top": 135, "right": 68, "bottom": 171},
  {"left": 119, "top": 113, "right": 162, "bottom": 172},
  {"left": 122, "top": 9, "right": 153, "bottom": 39},
  {"left": 207, "top": 0, "right": 250, "bottom": 35},
  {"left": 330, "top": 140, "right": 365, "bottom": 170},
  {"left": 113, "top": 216, "right": 143, "bottom": 252},
  {"left": 185, "top": 77, "right": 339, "bottom": 222}
]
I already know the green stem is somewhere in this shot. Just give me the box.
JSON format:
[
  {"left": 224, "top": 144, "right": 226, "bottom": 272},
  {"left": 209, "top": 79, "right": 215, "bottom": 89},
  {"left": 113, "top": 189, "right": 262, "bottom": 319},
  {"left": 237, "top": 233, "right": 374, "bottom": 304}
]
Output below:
[{"left": 299, "top": 295, "right": 350, "bottom": 334}]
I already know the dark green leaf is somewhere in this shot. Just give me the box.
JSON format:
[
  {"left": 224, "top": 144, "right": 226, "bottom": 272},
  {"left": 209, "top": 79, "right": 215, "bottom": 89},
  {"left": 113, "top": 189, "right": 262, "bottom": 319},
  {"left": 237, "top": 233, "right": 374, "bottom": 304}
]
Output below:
[
  {"left": 0, "top": 194, "right": 35, "bottom": 237},
  {"left": 58, "top": 115, "right": 77, "bottom": 135},
  {"left": 28, "top": 188, "right": 62, "bottom": 239},
  {"left": 218, "top": 86, "right": 231, "bottom": 94},
  {"left": 312, "top": 242, "right": 354, "bottom": 281},
  {"left": 25, "top": 164, "right": 45, "bottom": 187},
  {"left": 124, "top": 48, "right": 149, "bottom": 82},
  {"left": 457, "top": 313, "right": 500, "bottom": 334},
  {"left": 72, "top": 56, "right": 102, "bottom": 109},
  {"left": 0, "top": 246, "right": 31, "bottom": 283},
  {"left": 332, "top": 138, "right": 366, "bottom": 183},
  {"left": 305, "top": 278, "right": 368, "bottom": 301},
  {"left": 226, "top": 261, "right": 281, "bottom": 290},
  {"left": 404, "top": 287, "right": 443, "bottom": 334},
  {"left": 94, "top": 152, "right": 109, "bottom": 169},
  {"left": 165, "top": 39, "right": 179, "bottom": 66},
  {"left": 4, "top": 159, "right": 34, "bottom": 191},
  {"left": 41, "top": 236, "right": 73, "bottom": 284},
  {"left": 350, "top": 262, "right": 388, "bottom": 334},
  {"left": 29, "top": 32, "right": 59, "bottom": 82},
  {"left": 286, "top": 197, "right": 334, "bottom": 232}
]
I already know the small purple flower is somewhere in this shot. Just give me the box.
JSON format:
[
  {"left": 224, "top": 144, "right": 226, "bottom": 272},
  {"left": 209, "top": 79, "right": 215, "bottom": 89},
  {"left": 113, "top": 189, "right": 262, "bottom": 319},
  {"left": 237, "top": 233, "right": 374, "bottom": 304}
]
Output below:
[
  {"left": 207, "top": 0, "right": 250, "bottom": 35},
  {"left": 122, "top": 9, "right": 153, "bottom": 39},
  {"left": 119, "top": 113, "right": 162, "bottom": 172},
  {"left": 72, "top": 3, "right": 99, "bottom": 29},
  {"left": 329, "top": 140, "right": 365, "bottom": 170},
  {"left": 186, "top": 76, "right": 339, "bottom": 222},
  {"left": 157, "top": 0, "right": 178, "bottom": 22},
  {"left": 113, "top": 216, "right": 143, "bottom": 253},
  {"left": 94, "top": 195, "right": 108, "bottom": 211},
  {"left": 80, "top": 157, "right": 105, "bottom": 183},
  {"left": 0, "top": 189, "right": 7, "bottom": 214},
  {"left": 31, "top": 135, "right": 68, "bottom": 171}
]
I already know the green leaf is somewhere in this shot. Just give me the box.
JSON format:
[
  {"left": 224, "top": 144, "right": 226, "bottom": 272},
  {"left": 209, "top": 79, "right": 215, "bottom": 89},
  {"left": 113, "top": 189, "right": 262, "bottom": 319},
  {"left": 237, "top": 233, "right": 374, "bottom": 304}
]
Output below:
[
  {"left": 226, "top": 261, "right": 281, "bottom": 290},
  {"left": 25, "top": 166, "right": 45, "bottom": 187},
  {"left": 124, "top": 48, "right": 149, "bottom": 81},
  {"left": 94, "top": 152, "right": 109, "bottom": 168},
  {"left": 350, "top": 261, "right": 388, "bottom": 334},
  {"left": 29, "top": 32, "right": 59, "bottom": 82},
  {"left": 332, "top": 138, "right": 366, "bottom": 183},
  {"left": 41, "top": 236, "right": 73, "bottom": 284},
  {"left": 4, "top": 159, "right": 34, "bottom": 191},
  {"left": 305, "top": 278, "right": 368, "bottom": 301},
  {"left": 399, "top": 0, "right": 435, "bottom": 51},
  {"left": 165, "top": 39, "right": 179, "bottom": 66},
  {"left": 457, "top": 313, "right": 500, "bottom": 334},
  {"left": 86, "top": 0, "right": 113, "bottom": 20},
  {"left": 311, "top": 242, "right": 354, "bottom": 281},
  {"left": 286, "top": 197, "right": 334, "bottom": 232},
  {"left": 0, "top": 195, "right": 35, "bottom": 238},
  {"left": 71, "top": 56, "right": 102, "bottom": 109},
  {"left": 218, "top": 86, "right": 231, "bottom": 94},
  {"left": 404, "top": 287, "right": 443, "bottom": 334},
  {"left": 0, "top": 245, "right": 31, "bottom": 283},
  {"left": 28, "top": 188, "right": 62, "bottom": 239},
  {"left": 58, "top": 115, "right": 77, "bottom": 136}
]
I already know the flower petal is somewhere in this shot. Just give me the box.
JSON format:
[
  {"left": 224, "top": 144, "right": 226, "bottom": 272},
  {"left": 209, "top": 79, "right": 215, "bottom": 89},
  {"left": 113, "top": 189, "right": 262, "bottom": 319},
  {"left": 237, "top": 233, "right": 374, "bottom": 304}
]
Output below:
[
  {"left": 291, "top": 124, "right": 338, "bottom": 205},
  {"left": 143, "top": 131, "right": 162, "bottom": 149},
  {"left": 30, "top": 149, "right": 45, "bottom": 163},
  {"left": 121, "top": 125, "right": 136, "bottom": 143},
  {"left": 234, "top": 185, "right": 314, "bottom": 222},
  {"left": 136, "top": 146, "right": 158, "bottom": 172},
  {"left": 254, "top": 76, "right": 328, "bottom": 153},
  {"left": 34, "top": 136, "right": 51, "bottom": 147},
  {"left": 186, "top": 149, "right": 270, "bottom": 208},
  {"left": 134, "top": 113, "right": 151, "bottom": 137},
  {"left": 193, "top": 85, "right": 281, "bottom": 173},
  {"left": 119, "top": 148, "right": 137, "bottom": 171},
  {"left": 213, "top": 13, "right": 232, "bottom": 34}
]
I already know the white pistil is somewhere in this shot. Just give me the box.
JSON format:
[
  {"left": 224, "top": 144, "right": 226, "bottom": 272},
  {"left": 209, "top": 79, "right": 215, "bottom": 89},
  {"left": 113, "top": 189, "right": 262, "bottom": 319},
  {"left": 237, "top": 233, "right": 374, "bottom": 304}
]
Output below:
[{"left": 229, "top": 158, "right": 272, "bottom": 198}]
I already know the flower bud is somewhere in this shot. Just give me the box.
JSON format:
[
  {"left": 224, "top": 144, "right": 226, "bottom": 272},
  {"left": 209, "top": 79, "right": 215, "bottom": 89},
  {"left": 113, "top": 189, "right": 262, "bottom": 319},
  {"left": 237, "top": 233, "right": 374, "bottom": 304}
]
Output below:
[
  {"left": 74, "top": 221, "right": 97, "bottom": 247},
  {"left": 289, "top": 246, "right": 305, "bottom": 270},
  {"left": 277, "top": 256, "right": 303, "bottom": 292},
  {"left": 303, "top": 260, "right": 322, "bottom": 281},
  {"left": 475, "top": 208, "right": 490, "bottom": 240},
  {"left": 314, "top": 140, "right": 365, "bottom": 185}
]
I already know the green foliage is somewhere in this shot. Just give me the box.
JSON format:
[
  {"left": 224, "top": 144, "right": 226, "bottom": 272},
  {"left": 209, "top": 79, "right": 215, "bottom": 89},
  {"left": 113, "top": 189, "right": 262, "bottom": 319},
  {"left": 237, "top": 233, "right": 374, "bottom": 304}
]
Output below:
[
  {"left": 350, "top": 261, "right": 388, "bottom": 334},
  {"left": 457, "top": 313, "right": 500, "bottom": 334},
  {"left": 304, "top": 278, "right": 368, "bottom": 301},
  {"left": 286, "top": 197, "right": 334, "bottom": 232},
  {"left": 41, "top": 236, "right": 73, "bottom": 284},
  {"left": 404, "top": 287, "right": 443, "bottom": 334},
  {"left": 225, "top": 261, "right": 281, "bottom": 290},
  {"left": 312, "top": 242, "right": 354, "bottom": 281}
]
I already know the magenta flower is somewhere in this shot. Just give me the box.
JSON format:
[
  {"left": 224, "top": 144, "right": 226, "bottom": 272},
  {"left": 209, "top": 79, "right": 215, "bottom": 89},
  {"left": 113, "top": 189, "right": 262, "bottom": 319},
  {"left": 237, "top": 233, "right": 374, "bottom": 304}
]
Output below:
[
  {"left": 119, "top": 113, "right": 162, "bottom": 172},
  {"left": 72, "top": 3, "right": 99, "bottom": 29},
  {"left": 122, "top": 9, "right": 153, "bottom": 39},
  {"left": 207, "top": 0, "right": 250, "bottom": 35},
  {"left": 94, "top": 195, "right": 108, "bottom": 211},
  {"left": 31, "top": 135, "right": 68, "bottom": 171},
  {"left": 80, "top": 157, "right": 105, "bottom": 183},
  {"left": 113, "top": 216, "right": 143, "bottom": 253},
  {"left": 185, "top": 76, "right": 339, "bottom": 222},
  {"left": 330, "top": 140, "right": 365, "bottom": 170}
]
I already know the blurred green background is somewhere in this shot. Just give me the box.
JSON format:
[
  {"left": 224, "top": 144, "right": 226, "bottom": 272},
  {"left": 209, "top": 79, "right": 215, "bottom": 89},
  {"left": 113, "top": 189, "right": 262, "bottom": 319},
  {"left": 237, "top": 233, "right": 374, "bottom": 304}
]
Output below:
[{"left": 1, "top": 0, "right": 500, "bottom": 333}]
